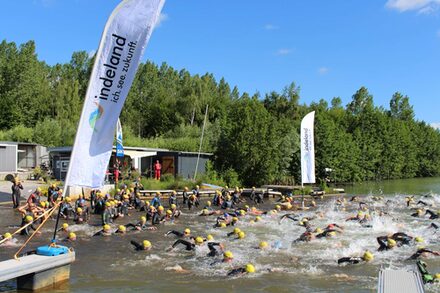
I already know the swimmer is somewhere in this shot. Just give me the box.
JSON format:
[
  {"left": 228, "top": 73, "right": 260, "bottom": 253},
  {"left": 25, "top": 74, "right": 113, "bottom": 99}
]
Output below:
[
  {"left": 63, "top": 232, "right": 77, "bottom": 242},
  {"left": 409, "top": 247, "right": 440, "bottom": 259},
  {"left": 115, "top": 225, "right": 127, "bottom": 234},
  {"left": 377, "top": 237, "right": 396, "bottom": 251},
  {"left": 425, "top": 209, "right": 439, "bottom": 220},
  {"left": 170, "top": 236, "right": 205, "bottom": 251},
  {"left": 226, "top": 227, "right": 241, "bottom": 237},
  {"left": 130, "top": 240, "right": 152, "bottom": 251},
  {"left": 165, "top": 228, "right": 191, "bottom": 238},
  {"left": 93, "top": 224, "right": 113, "bottom": 236},
  {"left": 279, "top": 213, "right": 300, "bottom": 224},
  {"left": 411, "top": 209, "right": 424, "bottom": 218},
  {"left": 125, "top": 216, "right": 157, "bottom": 231},
  {"left": 338, "top": 250, "right": 374, "bottom": 265},
  {"left": 227, "top": 263, "right": 255, "bottom": 277}
]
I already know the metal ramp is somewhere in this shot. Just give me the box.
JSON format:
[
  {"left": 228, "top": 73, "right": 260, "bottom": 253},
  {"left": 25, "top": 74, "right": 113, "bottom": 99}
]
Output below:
[{"left": 378, "top": 268, "right": 425, "bottom": 293}]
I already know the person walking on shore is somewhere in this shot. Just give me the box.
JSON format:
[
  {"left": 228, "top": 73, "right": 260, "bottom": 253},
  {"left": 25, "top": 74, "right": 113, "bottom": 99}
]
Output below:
[{"left": 11, "top": 177, "right": 23, "bottom": 208}]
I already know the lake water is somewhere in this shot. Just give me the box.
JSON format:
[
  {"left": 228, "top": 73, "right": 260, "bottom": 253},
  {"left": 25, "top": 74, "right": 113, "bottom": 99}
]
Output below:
[{"left": 1, "top": 177, "right": 440, "bottom": 292}]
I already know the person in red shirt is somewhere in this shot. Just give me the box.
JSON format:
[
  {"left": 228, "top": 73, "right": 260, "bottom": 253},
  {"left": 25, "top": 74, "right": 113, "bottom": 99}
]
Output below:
[{"left": 154, "top": 160, "right": 161, "bottom": 180}]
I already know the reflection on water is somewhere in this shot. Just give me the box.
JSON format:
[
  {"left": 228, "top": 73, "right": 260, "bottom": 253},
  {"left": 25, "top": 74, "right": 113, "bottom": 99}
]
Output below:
[{"left": 0, "top": 178, "right": 440, "bottom": 292}]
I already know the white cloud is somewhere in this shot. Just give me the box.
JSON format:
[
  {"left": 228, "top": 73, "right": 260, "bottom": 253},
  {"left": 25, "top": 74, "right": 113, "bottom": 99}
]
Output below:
[
  {"left": 276, "top": 48, "right": 292, "bottom": 55},
  {"left": 386, "top": 0, "right": 440, "bottom": 13},
  {"left": 431, "top": 122, "right": 440, "bottom": 129},
  {"left": 156, "top": 13, "right": 168, "bottom": 27},
  {"left": 264, "top": 24, "right": 279, "bottom": 30},
  {"left": 318, "top": 67, "right": 329, "bottom": 75}
]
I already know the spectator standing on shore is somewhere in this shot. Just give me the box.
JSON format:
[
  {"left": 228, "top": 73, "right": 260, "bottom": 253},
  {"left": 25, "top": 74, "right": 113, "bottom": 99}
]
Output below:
[
  {"left": 11, "top": 177, "right": 23, "bottom": 209},
  {"left": 154, "top": 160, "right": 162, "bottom": 180}
]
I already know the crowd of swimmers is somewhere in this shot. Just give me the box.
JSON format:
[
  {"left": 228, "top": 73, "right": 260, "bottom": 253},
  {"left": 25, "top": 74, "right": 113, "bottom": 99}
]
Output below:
[{"left": 2, "top": 178, "right": 440, "bottom": 281}]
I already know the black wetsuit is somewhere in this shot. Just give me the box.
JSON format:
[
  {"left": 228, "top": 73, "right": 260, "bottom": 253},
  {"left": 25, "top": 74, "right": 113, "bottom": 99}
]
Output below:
[
  {"left": 279, "top": 214, "right": 299, "bottom": 223},
  {"left": 151, "top": 212, "right": 165, "bottom": 225},
  {"left": 11, "top": 182, "right": 23, "bottom": 208},
  {"left": 377, "top": 236, "right": 390, "bottom": 251},
  {"left": 227, "top": 268, "right": 246, "bottom": 277},
  {"left": 409, "top": 248, "right": 440, "bottom": 260},
  {"left": 125, "top": 221, "right": 148, "bottom": 231},
  {"left": 337, "top": 257, "right": 363, "bottom": 264},
  {"left": 392, "top": 232, "right": 413, "bottom": 246},
  {"left": 130, "top": 240, "right": 147, "bottom": 251},
  {"left": 172, "top": 239, "right": 196, "bottom": 251},
  {"left": 426, "top": 210, "right": 438, "bottom": 220},
  {"left": 166, "top": 230, "right": 185, "bottom": 237},
  {"left": 207, "top": 242, "right": 222, "bottom": 257}
]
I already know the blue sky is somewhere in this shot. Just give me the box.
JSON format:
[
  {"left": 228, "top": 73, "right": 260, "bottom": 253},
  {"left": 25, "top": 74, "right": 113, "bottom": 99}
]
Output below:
[{"left": 1, "top": 0, "right": 439, "bottom": 126}]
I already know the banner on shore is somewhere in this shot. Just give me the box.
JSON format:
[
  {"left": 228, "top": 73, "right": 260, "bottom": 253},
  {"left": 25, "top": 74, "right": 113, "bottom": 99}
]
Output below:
[
  {"left": 300, "top": 111, "right": 315, "bottom": 184},
  {"left": 116, "top": 118, "right": 124, "bottom": 157},
  {"left": 65, "top": 0, "right": 164, "bottom": 188}
]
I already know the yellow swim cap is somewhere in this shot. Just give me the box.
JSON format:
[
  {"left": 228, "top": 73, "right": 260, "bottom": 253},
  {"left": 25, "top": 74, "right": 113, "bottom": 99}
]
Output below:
[
  {"left": 4, "top": 232, "right": 12, "bottom": 239},
  {"left": 118, "top": 225, "right": 126, "bottom": 232},
  {"left": 363, "top": 251, "right": 374, "bottom": 262},
  {"left": 166, "top": 210, "right": 172, "bottom": 215},
  {"left": 158, "top": 206, "right": 164, "bottom": 212},
  {"left": 224, "top": 251, "right": 233, "bottom": 259},
  {"left": 220, "top": 223, "right": 227, "bottom": 228},
  {"left": 25, "top": 215, "right": 33, "bottom": 223},
  {"left": 171, "top": 204, "right": 177, "bottom": 209},
  {"left": 238, "top": 231, "right": 246, "bottom": 239},
  {"left": 415, "top": 236, "right": 424, "bottom": 243},
  {"left": 76, "top": 207, "right": 82, "bottom": 213},
  {"left": 68, "top": 232, "right": 76, "bottom": 240},
  {"left": 105, "top": 202, "right": 111, "bottom": 207},
  {"left": 202, "top": 209, "right": 209, "bottom": 215},
  {"left": 141, "top": 216, "right": 146, "bottom": 222},
  {"left": 62, "top": 223, "right": 69, "bottom": 229},
  {"left": 245, "top": 264, "right": 255, "bottom": 273},
  {"left": 328, "top": 231, "right": 337, "bottom": 237},
  {"left": 103, "top": 224, "right": 111, "bottom": 231},
  {"left": 259, "top": 241, "right": 268, "bottom": 249},
  {"left": 314, "top": 228, "right": 323, "bottom": 234},
  {"left": 435, "top": 273, "right": 440, "bottom": 280},
  {"left": 255, "top": 216, "right": 262, "bottom": 222},
  {"left": 65, "top": 197, "right": 71, "bottom": 202},
  {"left": 387, "top": 239, "right": 396, "bottom": 248},
  {"left": 40, "top": 201, "right": 46, "bottom": 207},
  {"left": 232, "top": 217, "right": 238, "bottom": 222},
  {"left": 143, "top": 240, "right": 152, "bottom": 248},
  {"left": 233, "top": 228, "right": 241, "bottom": 234},
  {"left": 240, "top": 210, "right": 246, "bottom": 216},
  {"left": 184, "top": 228, "right": 191, "bottom": 235},
  {"left": 275, "top": 205, "right": 281, "bottom": 210},
  {"left": 206, "top": 234, "right": 213, "bottom": 241},
  {"left": 206, "top": 201, "right": 211, "bottom": 206},
  {"left": 195, "top": 236, "right": 204, "bottom": 245}
]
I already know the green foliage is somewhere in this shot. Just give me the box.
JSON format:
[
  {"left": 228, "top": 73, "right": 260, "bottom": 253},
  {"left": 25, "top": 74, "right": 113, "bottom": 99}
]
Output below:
[{"left": 1, "top": 39, "right": 440, "bottom": 186}]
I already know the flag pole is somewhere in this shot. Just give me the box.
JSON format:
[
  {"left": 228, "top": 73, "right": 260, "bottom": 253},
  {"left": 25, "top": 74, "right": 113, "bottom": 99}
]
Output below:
[{"left": 194, "top": 105, "right": 209, "bottom": 180}]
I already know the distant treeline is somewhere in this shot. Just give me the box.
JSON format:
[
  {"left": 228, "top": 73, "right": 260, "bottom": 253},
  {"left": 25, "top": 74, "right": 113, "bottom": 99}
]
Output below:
[{"left": 1, "top": 39, "right": 440, "bottom": 186}]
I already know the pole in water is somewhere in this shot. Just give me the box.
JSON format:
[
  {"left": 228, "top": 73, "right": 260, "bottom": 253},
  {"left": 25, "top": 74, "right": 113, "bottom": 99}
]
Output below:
[{"left": 301, "top": 184, "right": 305, "bottom": 209}]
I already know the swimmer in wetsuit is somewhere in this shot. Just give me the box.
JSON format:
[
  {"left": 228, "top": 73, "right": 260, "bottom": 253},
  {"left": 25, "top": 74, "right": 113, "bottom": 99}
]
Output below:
[
  {"left": 130, "top": 240, "right": 152, "bottom": 251},
  {"left": 377, "top": 236, "right": 396, "bottom": 251},
  {"left": 425, "top": 210, "right": 439, "bottom": 220},
  {"left": 227, "top": 264, "right": 255, "bottom": 277},
  {"left": 171, "top": 236, "right": 205, "bottom": 251},
  {"left": 93, "top": 224, "right": 113, "bottom": 236},
  {"left": 279, "top": 213, "right": 300, "bottom": 224},
  {"left": 165, "top": 228, "right": 191, "bottom": 238},
  {"left": 409, "top": 247, "right": 440, "bottom": 259},
  {"left": 338, "top": 251, "right": 374, "bottom": 265},
  {"left": 416, "top": 260, "right": 440, "bottom": 284}
]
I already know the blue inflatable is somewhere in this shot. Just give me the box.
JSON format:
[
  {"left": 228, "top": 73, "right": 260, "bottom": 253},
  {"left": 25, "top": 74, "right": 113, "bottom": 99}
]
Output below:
[{"left": 36, "top": 244, "right": 69, "bottom": 256}]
